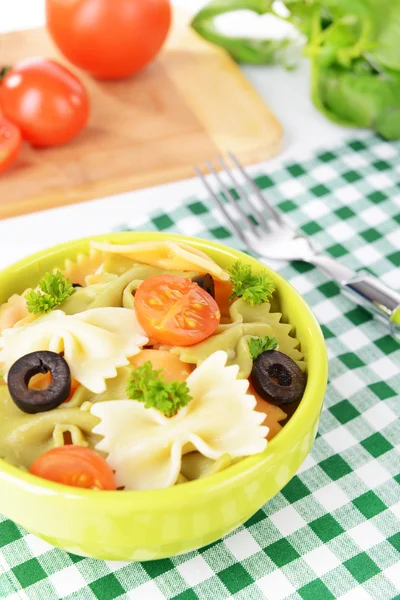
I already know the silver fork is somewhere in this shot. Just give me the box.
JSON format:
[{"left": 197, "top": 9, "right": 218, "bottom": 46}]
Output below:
[{"left": 195, "top": 153, "right": 400, "bottom": 336}]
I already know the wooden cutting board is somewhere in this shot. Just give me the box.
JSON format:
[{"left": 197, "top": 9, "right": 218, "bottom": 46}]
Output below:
[{"left": 0, "top": 11, "right": 282, "bottom": 219}]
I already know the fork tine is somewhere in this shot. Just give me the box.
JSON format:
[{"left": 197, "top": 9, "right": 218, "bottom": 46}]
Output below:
[
  {"left": 194, "top": 166, "right": 248, "bottom": 245},
  {"left": 204, "top": 160, "right": 261, "bottom": 237},
  {"left": 228, "top": 152, "right": 287, "bottom": 227},
  {"left": 216, "top": 155, "right": 271, "bottom": 233}
]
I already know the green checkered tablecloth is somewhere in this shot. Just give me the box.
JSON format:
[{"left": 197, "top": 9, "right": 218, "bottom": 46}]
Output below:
[{"left": 1, "top": 135, "right": 399, "bottom": 600}]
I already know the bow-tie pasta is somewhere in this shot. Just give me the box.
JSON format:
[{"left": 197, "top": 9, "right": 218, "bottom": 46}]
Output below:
[
  {"left": 0, "top": 308, "right": 148, "bottom": 393},
  {"left": 90, "top": 240, "right": 230, "bottom": 281},
  {"left": 170, "top": 298, "right": 305, "bottom": 378},
  {"left": 91, "top": 351, "right": 268, "bottom": 490}
]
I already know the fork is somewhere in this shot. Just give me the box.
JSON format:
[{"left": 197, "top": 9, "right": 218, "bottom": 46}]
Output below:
[{"left": 195, "top": 153, "right": 400, "bottom": 336}]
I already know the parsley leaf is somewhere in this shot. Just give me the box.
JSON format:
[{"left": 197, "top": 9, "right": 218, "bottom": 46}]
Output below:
[
  {"left": 25, "top": 271, "right": 75, "bottom": 315},
  {"left": 229, "top": 260, "right": 275, "bottom": 305},
  {"left": 248, "top": 335, "right": 278, "bottom": 360},
  {"left": 126, "top": 361, "right": 192, "bottom": 417}
]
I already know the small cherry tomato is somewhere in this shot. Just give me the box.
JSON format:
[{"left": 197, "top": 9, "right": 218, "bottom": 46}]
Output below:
[
  {"left": 46, "top": 0, "right": 172, "bottom": 80},
  {"left": 30, "top": 446, "right": 116, "bottom": 490},
  {"left": 0, "top": 58, "right": 89, "bottom": 148},
  {"left": 0, "top": 115, "right": 21, "bottom": 174},
  {"left": 135, "top": 275, "right": 221, "bottom": 346},
  {"left": 129, "top": 350, "right": 192, "bottom": 381}
]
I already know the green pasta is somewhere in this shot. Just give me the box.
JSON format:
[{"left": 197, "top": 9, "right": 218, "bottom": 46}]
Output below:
[
  {"left": 122, "top": 281, "right": 143, "bottom": 309},
  {"left": 52, "top": 424, "right": 90, "bottom": 448},
  {"left": 0, "top": 385, "right": 100, "bottom": 469},
  {"left": 171, "top": 298, "right": 305, "bottom": 378},
  {"left": 181, "top": 453, "right": 232, "bottom": 480},
  {"left": 102, "top": 255, "right": 139, "bottom": 276},
  {"left": 61, "top": 265, "right": 164, "bottom": 314},
  {"left": 88, "top": 367, "right": 132, "bottom": 403}
]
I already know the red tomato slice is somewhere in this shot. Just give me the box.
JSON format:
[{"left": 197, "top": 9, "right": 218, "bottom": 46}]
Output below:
[
  {"left": 135, "top": 275, "right": 221, "bottom": 346},
  {"left": 30, "top": 446, "right": 116, "bottom": 490},
  {"left": 0, "top": 116, "right": 22, "bottom": 174}
]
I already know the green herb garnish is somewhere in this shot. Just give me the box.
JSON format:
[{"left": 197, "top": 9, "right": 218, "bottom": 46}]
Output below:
[
  {"left": 248, "top": 335, "right": 278, "bottom": 360},
  {"left": 229, "top": 261, "right": 275, "bottom": 305},
  {"left": 126, "top": 361, "right": 192, "bottom": 417},
  {"left": 25, "top": 271, "right": 75, "bottom": 315}
]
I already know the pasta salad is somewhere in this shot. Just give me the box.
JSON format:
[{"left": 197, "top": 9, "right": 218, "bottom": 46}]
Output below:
[{"left": 0, "top": 240, "right": 306, "bottom": 491}]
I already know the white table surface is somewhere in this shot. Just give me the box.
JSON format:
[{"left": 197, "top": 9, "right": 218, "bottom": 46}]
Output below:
[{"left": 0, "top": 0, "right": 362, "bottom": 269}]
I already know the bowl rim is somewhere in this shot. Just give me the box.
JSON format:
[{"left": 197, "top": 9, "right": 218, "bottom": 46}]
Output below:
[{"left": 0, "top": 232, "right": 328, "bottom": 508}]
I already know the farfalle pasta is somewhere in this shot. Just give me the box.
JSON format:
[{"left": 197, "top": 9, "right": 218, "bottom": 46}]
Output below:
[
  {"left": 170, "top": 298, "right": 305, "bottom": 378},
  {"left": 0, "top": 308, "right": 148, "bottom": 393},
  {"left": 0, "top": 387, "right": 99, "bottom": 468},
  {"left": 62, "top": 247, "right": 107, "bottom": 287},
  {"left": 0, "top": 238, "right": 307, "bottom": 491},
  {"left": 91, "top": 351, "right": 267, "bottom": 490},
  {"left": 91, "top": 240, "right": 230, "bottom": 281}
]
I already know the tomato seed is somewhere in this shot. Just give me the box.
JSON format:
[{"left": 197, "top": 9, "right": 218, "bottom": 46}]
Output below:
[
  {"left": 175, "top": 315, "right": 185, "bottom": 327},
  {"left": 164, "top": 288, "right": 182, "bottom": 300},
  {"left": 148, "top": 296, "right": 163, "bottom": 306},
  {"left": 186, "top": 319, "right": 198, "bottom": 328}
]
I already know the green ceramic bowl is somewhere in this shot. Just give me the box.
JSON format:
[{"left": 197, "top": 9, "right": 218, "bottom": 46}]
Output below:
[{"left": 0, "top": 232, "right": 328, "bottom": 561}]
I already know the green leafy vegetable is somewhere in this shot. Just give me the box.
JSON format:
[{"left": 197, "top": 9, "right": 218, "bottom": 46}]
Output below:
[
  {"left": 192, "top": 0, "right": 400, "bottom": 139},
  {"left": 229, "top": 261, "right": 275, "bottom": 305},
  {"left": 25, "top": 271, "right": 75, "bottom": 315},
  {"left": 318, "top": 67, "right": 400, "bottom": 139},
  {"left": 248, "top": 335, "right": 278, "bottom": 359},
  {"left": 191, "top": 0, "right": 295, "bottom": 65},
  {"left": 126, "top": 361, "right": 192, "bottom": 418}
]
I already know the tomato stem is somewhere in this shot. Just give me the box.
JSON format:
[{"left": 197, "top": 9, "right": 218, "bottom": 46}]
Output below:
[{"left": 0, "top": 66, "right": 11, "bottom": 82}]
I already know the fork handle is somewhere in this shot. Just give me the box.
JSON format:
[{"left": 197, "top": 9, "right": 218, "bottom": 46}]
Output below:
[
  {"left": 310, "top": 254, "right": 400, "bottom": 336},
  {"left": 342, "top": 274, "right": 400, "bottom": 334}
]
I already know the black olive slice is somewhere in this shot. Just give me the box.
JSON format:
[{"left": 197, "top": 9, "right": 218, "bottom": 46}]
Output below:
[
  {"left": 72, "top": 283, "right": 82, "bottom": 288},
  {"left": 8, "top": 351, "right": 71, "bottom": 414},
  {"left": 252, "top": 350, "right": 306, "bottom": 406},
  {"left": 192, "top": 273, "right": 215, "bottom": 298}
]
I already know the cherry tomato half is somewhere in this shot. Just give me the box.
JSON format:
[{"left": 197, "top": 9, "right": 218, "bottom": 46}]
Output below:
[
  {"left": 0, "top": 115, "right": 21, "bottom": 174},
  {"left": 46, "top": 0, "right": 172, "bottom": 80},
  {"left": 0, "top": 58, "right": 89, "bottom": 148},
  {"left": 135, "top": 275, "right": 221, "bottom": 346},
  {"left": 30, "top": 446, "right": 116, "bottom": 490}
]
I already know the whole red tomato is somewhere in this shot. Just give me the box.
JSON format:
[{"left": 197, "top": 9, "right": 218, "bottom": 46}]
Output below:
[
  {"left": 0, "top": 115, "right": 22, "bottom": 174},
  {"left": 0, "top": 58, "right": 89, "bottom": 148},
  {"left": 46, "top": 0, "right": 172, "bottom": 80}
]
